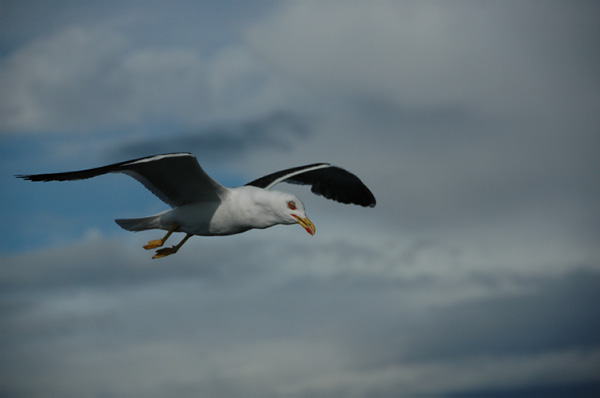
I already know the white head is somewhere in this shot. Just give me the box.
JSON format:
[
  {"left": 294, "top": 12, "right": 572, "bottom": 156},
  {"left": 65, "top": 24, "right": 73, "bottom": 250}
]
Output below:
[
  {"left": 271, "top": 191, "right": 316, "bottom": 235},
  {"left": 244, "top": 188, "right": 316, "bottom": 235}
]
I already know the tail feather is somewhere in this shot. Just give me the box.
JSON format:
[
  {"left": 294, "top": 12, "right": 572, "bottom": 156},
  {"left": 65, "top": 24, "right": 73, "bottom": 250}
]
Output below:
[{"left": 115, "top": 216, "right": 161, "bottom": 232}]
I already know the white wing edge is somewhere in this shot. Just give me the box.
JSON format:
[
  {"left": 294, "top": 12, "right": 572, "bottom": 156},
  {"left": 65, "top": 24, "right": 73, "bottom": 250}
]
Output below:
[
  {"left": 264, "top": 163, "right": 332, "bottom": 190},
  {"left": 126, "top": 152, "right": 193, "bottom": 165}
]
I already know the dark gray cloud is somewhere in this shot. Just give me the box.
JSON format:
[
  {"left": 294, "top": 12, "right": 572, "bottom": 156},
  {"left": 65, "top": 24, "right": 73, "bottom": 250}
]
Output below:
[
  {"left": 382, "top": 271, "right": 600, "bottom": 363},
  {"left": 2, "top": 235, "right": 599, "bottom": 397},
  {"left": 112, "top": 110, "right": 311, "bottom": 163}
]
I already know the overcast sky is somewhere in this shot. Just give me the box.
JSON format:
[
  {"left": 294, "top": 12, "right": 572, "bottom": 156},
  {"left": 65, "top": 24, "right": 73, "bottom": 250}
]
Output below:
[{"left": 1, "top": 1, "right": 599, "bottom": 397}]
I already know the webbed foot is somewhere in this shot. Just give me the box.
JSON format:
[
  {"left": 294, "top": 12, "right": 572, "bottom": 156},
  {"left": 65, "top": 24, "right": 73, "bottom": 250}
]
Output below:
[
  {"left": 142, "top": 224, "right": 178, "bottom": 250},
  {"left": 144, "top": 239, "right": 163, "bottom": 250},
  {"left": 152, "top": 246, "right": 179, "bottom": 259},
  {"left": 151, "top": 233, "right": 192, "bottom": 259}
]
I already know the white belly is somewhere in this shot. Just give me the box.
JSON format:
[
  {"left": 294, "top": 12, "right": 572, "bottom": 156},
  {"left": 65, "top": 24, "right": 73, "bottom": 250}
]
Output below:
[
  {"left": 159, "top": 202, "right": 251, "bottom": 236},
  {"left": 157, "top": 186, "right": 283, "bottom": 236}
]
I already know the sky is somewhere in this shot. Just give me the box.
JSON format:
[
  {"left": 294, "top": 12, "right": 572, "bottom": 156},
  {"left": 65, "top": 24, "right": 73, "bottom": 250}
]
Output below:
[{"left": 1, "top": 1, "right": 599, "bottom": 397}]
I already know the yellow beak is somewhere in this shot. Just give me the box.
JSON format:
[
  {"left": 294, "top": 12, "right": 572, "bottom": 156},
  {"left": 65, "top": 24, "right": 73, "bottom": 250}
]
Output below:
[{"left": 294, "top": 215, "right": 316, "bottom": 235}]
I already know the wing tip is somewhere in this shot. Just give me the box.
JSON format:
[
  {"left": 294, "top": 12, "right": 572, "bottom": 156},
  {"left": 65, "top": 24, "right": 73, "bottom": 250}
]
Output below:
[
  {"left": 15, "top": 174, "right": 45, "bottom": 182},
  {"left": 367, "top": 192, "right": 377, "bottom": 208},
  {"left": 355, "top": 195, "right": 377, "bottom": 208}
]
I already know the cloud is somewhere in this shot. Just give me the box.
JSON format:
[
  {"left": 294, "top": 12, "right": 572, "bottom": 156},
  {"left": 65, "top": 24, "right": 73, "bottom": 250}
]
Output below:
[
  {"left": 112, "top": 110, "right": 311, "bottom": 164},
  {"left": 243, "top": 1, "right": 600, "bottom": 234},
  {"left": 0, "top": 23, "right": 295, "bottom": 134},
  {"left": 1, "top": 233, "right": 599, "bottom": 397},
  {"left": 3, "top": 2, "right": 600, "bottom": 397},
  {"left": 246, "top": 2, "right": 600, "bottom": 115},
  {"left": 0, "top": 26, "right": 131, "bottom": 132}
]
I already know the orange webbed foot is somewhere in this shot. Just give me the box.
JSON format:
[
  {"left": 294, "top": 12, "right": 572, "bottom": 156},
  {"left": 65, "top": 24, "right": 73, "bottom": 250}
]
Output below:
[{"left": 143, "top": 239, "right": 164, "bottom": 250}]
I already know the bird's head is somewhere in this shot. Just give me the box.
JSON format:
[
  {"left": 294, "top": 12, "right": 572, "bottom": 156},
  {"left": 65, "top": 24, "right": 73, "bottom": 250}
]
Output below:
[{"left": 274, "top": 192, "right": 316, "bottom": 235}]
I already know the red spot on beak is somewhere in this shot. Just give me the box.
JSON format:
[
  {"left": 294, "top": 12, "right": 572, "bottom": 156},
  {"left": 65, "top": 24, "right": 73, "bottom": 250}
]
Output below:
[{"left": 292, "top": 214, "right": 316, "bottom": 235}]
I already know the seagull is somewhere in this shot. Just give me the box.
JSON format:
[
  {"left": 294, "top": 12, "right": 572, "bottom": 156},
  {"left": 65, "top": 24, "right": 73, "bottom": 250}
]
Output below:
[{"left": 17, "top": 152, "right": 376, "bottom": 259}]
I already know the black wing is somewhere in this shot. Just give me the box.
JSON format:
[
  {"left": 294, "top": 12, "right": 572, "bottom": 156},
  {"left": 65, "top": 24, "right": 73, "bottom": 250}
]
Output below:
[
  {"left": 246, "top": 163, "right": 376, "bottom": 207},
  {"left": 17, "top": 153, "right": 227, "bottom": 207}
]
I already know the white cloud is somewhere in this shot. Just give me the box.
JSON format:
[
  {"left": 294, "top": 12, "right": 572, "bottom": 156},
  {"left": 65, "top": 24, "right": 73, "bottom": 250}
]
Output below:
[
  {"left": 246, "top": 1, "right": 600, "bottom": 119},
  {"left": 246, "top": 2, "right": 490, "bottom": 107},
  {"left": 207, "top": 46, "right": 298, "bottom": 119},
  {"left": 0, "top": 24, "right": 293, "bottom": 133},
  {"left": 0, "top": 26, "right": 128, "bottom": 132}
]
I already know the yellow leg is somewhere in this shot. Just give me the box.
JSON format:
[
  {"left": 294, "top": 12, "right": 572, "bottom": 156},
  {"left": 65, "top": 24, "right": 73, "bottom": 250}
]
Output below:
[
  {"left": 143, "top": 224, "right": 178, "bottom": 250},
  {"left": 152, "top": 234, "right": 192, "bottom": 259}
]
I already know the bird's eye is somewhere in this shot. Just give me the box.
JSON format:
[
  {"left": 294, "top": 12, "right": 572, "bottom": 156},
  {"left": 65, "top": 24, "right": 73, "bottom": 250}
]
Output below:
[{"left": 288, "top": 201, "right": 296, "bottom": 210}]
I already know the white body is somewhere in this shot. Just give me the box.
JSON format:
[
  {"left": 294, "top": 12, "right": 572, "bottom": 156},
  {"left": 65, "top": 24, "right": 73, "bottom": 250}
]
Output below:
[{"left": 117, "top": 186, "right": 306, "bottom": 236}]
